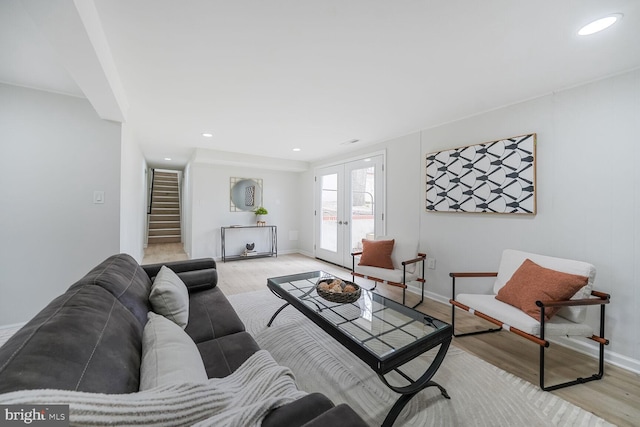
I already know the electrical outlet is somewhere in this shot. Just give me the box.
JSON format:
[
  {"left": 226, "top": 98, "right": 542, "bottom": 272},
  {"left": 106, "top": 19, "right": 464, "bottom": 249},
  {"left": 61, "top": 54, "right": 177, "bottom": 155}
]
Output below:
[{"left": 427, "top": 258, "right": 436, "bottom": 270}]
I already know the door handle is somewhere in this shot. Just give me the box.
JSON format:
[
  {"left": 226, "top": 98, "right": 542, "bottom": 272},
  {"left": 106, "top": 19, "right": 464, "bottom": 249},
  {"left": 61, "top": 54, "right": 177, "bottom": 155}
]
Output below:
[
  {"left": 338, "top": 221, "right": 343, "bottom": 225},
  {"left": 343, "top": 221, "right": 349, "bottom": 225}
]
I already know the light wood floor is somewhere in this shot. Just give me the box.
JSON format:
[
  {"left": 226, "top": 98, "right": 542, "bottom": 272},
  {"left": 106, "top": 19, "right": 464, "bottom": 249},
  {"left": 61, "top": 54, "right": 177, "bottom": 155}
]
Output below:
[
  {"left": 142, "top": 243, "right": 189, "bottom": 264},
  {"left": 144, "top": 245, "right": 640, "bottom": 426}
]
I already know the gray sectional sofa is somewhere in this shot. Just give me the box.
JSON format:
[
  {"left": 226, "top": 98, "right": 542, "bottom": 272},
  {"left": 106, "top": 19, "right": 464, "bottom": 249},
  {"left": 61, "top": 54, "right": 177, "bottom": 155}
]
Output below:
[{"left": 0, "top": 254, "right": 367, "bottom": 426}]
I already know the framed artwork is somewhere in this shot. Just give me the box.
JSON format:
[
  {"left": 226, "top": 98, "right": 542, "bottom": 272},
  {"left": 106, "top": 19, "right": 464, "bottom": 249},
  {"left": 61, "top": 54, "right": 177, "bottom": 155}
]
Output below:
[
  {"left": 230, "top": 177, "right": 263, "bottom": 212},
  {"left": 426, "top": 133, "right": 536, "bottom": 214}
]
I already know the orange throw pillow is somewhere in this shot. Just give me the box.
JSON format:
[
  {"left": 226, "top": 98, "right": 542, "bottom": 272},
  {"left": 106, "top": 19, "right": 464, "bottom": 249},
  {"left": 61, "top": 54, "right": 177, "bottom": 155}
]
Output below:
[
  {"left": 358, "top": 239, "right": 395, "bottom": 270},
  {"left": 496, "top": 259, "right": 588, "bottom": 321}
]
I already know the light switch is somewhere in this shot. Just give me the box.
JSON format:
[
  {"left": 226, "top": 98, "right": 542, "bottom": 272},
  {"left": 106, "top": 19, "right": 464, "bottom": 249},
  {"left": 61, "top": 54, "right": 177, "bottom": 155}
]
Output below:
[{"left": 93, "top": 191, "right": 105, "bottom": 204}]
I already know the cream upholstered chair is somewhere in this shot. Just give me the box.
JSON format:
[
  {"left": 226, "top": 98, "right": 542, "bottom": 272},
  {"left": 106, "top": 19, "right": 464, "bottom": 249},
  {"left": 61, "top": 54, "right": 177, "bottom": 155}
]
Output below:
[
  {"left": 351, "top": 236, "right": 426, "bottom": 307},
  {"left": 450, "top": 249, "right": 610, "bottom": 391}
]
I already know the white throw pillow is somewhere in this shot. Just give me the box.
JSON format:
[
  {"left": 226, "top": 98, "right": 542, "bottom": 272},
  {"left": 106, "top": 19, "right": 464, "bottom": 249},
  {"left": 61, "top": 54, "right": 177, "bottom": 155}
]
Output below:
[
  {"left": 140, "top": 312, "right": 207, "bottom": 390},
  {"left": 149, "top": 265, "right": 189, "bottom": 328}
]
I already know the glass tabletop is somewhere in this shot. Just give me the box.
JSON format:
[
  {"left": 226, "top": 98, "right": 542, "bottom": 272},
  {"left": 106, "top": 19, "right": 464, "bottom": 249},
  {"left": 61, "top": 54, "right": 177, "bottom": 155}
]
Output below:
[{"left": 267, "top": 271, "right": 451, "bottom": 364}]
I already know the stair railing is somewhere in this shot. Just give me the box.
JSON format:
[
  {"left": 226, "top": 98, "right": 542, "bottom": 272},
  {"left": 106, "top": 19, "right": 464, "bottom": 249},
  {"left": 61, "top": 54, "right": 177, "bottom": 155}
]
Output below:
[{"left": 147, "top": 168, "right": 155, "bottom": 215}]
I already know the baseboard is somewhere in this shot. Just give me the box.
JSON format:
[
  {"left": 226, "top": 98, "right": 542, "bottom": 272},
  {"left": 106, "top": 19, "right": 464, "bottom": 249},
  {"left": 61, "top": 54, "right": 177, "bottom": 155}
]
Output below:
[
  {"left": 297, "top": 249, "right": 314, "bottom": 258},
  {"left": 278, "top": 249, "right": 297, "bottom": 256},
  {"left": 215, "top": 249, "right": 298, "bottom": 263},
  {"left": 399, "top": 282, "right": 456, "bottom": 306},
  {"left": 552, "top": 336, "right": 640, "bottom": 374},
  {"left": 406, "top": 282, "right": 450, "bottom": 304}
]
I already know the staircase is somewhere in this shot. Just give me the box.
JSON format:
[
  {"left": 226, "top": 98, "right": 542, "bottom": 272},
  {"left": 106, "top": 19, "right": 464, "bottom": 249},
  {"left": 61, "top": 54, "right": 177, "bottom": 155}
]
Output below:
[{"left": 148, "top": 170, "right": 181, "bottom": 244}]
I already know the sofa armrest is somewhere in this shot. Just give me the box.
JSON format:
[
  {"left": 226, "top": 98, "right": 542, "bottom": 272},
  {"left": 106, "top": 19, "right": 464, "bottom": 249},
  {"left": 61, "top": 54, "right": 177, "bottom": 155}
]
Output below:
[
  {"left": 537, "top": 290, "right": 610, "bottom": 308},
  {"left": 301, "top": 404, "right": 369, "bottom": 427},
  {"left": 142, "top": 258, "right": 217, "bottom": 277},
  {"left": 402, "top": 252, "right": 426, "bottom": 266},
  {"left": 177, "top": 269, "right": 218, "bottom": 293},
  {"left": 449, "top": 272, "right": 498, "bottom": 278},
  {"left": 142, "top": 258, "right": 218, "bottom": 292},
  {"left": 450, "top": 272, "right": 498, "bottom": 300}
]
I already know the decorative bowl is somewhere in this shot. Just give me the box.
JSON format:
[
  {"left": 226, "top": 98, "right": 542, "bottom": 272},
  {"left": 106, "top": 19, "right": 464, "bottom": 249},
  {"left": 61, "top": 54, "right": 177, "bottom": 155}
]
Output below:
[{"left": 316, "top": 278, "right": 361, "bottom": 303}]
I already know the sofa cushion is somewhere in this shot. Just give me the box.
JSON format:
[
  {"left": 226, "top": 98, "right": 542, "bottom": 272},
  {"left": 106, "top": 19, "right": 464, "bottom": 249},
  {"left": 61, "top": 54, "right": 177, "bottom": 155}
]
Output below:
[
  {"left": 149, "top": 266, "right": 190, "bottom": 328},
  {"left": 140, "top": 313, "right": 207, "bottom": 390},
  {"left": 69, "top": 253, "right": 153, "bottom": 326},
  {"left": 197, "top": 332, "right": 260, "bottom": 378},
  {"left": 493, "top": 249, "right": 596, "bottom": 322},
  {"left": 143, "top": 258, "right": 218, "bottom": 293},
  {"left": 456, "top": 294, "right": 593, "bottom": 337},
  {"left": 496, "top": 259, "right": 589, "bottom": 321},
  {"left": 359, "top": 239, "right": 395, "bottom": 269},
  {"left": 353, "top": 264, "right": 418, "bottom": 284},
  {"left": 186, "top": 286, "right": 246, "bottom": 343},
  {"left": 0, "top": 286, "right": 143, "bottom": 394}
]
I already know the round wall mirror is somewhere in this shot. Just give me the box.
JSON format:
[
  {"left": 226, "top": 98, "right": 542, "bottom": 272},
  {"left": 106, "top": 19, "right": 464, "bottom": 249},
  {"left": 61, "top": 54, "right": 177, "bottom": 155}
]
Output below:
[{"left": 230, "top": 177, "right": 263, "bottom": 211}]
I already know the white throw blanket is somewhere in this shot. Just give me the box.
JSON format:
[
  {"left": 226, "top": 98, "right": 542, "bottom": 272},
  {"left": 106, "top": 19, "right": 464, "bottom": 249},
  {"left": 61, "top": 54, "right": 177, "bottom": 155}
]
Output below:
[{"left": 0, "top": 350, "right": 307, "bottom": 427}]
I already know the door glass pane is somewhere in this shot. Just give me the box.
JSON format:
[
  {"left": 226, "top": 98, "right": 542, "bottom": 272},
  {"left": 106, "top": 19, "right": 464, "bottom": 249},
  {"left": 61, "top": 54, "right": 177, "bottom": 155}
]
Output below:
[
  {"left": 320, "top": 173, "right": 338, "bottom": 252},
  {"left": 351, "top": 165, "right": 375, "bottom": 252}
]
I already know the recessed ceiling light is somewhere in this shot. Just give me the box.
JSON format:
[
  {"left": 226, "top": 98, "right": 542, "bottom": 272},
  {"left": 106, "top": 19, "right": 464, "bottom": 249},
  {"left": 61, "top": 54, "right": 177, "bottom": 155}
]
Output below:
[
  {"left": 578, "top": 14, "right": 622, "bottom": 36},
  {"left": 292, "top": 148, "right": 301, "bottom": 152},
  {"left": 340, "top": 139, "right": 360, "bottom": 146},
  {"left": 202, "top": 133, "right": 213, "bottom": 138},
  {"left": 164, "top": 157, "right": 172, "bottom": 161}
]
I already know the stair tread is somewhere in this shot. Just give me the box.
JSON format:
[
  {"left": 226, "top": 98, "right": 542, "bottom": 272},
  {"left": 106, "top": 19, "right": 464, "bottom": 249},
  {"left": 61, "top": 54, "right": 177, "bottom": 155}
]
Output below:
[{"left": 149, "top": 170, "right": 181, "bottom": 244}]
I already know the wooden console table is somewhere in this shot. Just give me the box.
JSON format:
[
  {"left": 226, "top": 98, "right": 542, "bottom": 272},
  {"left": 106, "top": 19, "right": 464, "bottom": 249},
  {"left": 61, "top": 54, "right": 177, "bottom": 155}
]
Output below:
[{"left": 221, "top": 225, "right": 277, "bottom": 262}]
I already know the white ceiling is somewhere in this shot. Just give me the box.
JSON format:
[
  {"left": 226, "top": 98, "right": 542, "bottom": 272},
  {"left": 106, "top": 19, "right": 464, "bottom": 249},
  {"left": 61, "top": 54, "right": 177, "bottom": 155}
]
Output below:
[{"left": 2, "top": 1, "right": 640, "bottom": 168}]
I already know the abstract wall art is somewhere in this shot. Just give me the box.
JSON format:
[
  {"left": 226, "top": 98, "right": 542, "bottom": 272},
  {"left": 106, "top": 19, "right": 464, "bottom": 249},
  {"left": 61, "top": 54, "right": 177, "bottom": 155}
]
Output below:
[
  {"left": 245, "top": 185, "right": 256, "bottom": 207},
  {"left": 426, "top": 133, "right": 536, "bottom": 214},
  {"left": 230, "top": 177, "right": 263, "bottom": 212}
]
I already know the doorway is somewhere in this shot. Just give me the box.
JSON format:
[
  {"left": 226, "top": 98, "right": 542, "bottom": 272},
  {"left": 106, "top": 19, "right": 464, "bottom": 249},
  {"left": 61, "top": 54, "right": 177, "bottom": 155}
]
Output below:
[{"left": 315, "top": 154, "right": 385, "bottom": 268}]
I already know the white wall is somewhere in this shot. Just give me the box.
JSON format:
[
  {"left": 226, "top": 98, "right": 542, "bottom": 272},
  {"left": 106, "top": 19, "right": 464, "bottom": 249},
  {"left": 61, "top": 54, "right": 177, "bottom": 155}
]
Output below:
[
  {"left": 304, "top": 134, "right": 423, "bottom": 257},
  {"left": 120, "top": 123, "right": 147, "bottom": 262},
  {"left": 419, "top": 70, "right": 640, "bottom": 371},
  {"left": 0, "top": 83, "right": 121, "bottom": 325},
  {"left": 189, "top": 163, "right": 302, "bottom": 260},
  {"left": 384, "top": 133, "right": 422, "bottom": 244},
  {"left": 297, "top": 167, "right": 315, "bottom": 257},
  {"left": 299, "top": 69, "right": 640, "bottom": 372},
  {"left": 182, "top": 162, "right": 193, "bottom": 257}
]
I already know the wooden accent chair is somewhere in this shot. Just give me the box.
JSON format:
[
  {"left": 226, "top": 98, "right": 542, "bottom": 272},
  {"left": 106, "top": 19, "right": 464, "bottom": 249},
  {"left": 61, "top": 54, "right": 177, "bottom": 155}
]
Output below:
[
  {"left": 449, "top": 249, "right": 610, "bottom": 391},
  {"left": 351, "top": 237, "right": 426, "bottom": 307}
]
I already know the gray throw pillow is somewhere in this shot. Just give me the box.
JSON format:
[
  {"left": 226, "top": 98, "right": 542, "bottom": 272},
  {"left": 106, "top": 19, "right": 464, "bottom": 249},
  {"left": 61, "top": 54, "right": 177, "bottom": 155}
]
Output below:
[
  {"left": 140, "top": 312, "right": 207, "bottom": 390},
  {"left": 149, "top": 265, "right": 189, "bottom": 328}
]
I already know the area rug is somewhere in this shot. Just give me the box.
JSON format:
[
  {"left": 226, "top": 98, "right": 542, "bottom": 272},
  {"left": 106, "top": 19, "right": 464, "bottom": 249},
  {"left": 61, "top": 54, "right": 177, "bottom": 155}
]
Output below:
[{"left": 228, "top": 290, "right": 613, "bottom": 427}]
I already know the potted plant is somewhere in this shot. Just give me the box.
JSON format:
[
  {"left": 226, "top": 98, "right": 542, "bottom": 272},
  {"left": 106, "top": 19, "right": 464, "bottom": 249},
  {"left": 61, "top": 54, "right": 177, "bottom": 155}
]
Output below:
[{"left": 254, "top": 207, "right": 268, "bottom": 225}]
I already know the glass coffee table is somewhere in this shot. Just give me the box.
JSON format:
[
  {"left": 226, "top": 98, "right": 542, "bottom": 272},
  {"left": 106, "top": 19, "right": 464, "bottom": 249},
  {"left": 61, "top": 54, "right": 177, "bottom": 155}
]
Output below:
[{"left": 267, "top": 271, "right": 452, "bottom": 427}]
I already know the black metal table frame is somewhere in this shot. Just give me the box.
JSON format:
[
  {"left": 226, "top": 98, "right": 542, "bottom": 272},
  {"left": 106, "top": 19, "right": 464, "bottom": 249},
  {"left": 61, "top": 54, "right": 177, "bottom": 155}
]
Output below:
[
  {"left": 220, "top": 225, "right": 277, "bottom": 262},
  {"left": 267, "top": 273, "right": 452, "bottom": 427}
]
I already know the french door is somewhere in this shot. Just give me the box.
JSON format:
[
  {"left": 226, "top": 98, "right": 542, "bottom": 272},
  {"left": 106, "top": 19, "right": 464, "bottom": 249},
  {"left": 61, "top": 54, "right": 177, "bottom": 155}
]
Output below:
[{"left": 315, "top": 154, "right": 385, "bottom": 268}]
